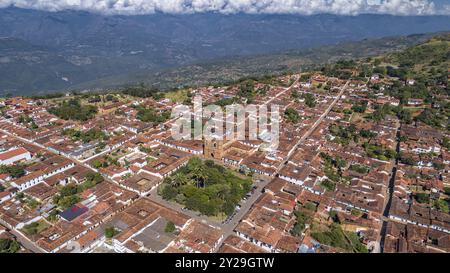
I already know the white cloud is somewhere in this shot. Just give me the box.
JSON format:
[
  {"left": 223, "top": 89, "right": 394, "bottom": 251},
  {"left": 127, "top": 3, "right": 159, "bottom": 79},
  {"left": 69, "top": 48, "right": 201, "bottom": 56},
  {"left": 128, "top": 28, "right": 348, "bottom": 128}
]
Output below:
[
  {"left": 377, "top": 0, "right": 436, "bottom": 15},
  {"left": 442, "top": 4, "right": 450, "bottom": 15},
  {"left": 0, "top": 0, "right": 445, "bottom": 15}
]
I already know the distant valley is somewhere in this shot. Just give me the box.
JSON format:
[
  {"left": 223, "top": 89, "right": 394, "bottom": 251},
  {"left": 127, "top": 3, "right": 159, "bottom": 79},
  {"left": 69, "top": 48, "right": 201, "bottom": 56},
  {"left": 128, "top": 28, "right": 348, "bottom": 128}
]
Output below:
[{"left": 0, "top": 7, "right": 450, "bottom": 95}]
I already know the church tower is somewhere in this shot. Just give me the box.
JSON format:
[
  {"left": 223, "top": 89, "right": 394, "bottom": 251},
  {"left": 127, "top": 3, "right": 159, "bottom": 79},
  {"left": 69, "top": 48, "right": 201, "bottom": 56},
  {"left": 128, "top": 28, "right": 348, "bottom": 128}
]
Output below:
[{"left": 203, "top": 138, "right": 224, "bottom": 160}]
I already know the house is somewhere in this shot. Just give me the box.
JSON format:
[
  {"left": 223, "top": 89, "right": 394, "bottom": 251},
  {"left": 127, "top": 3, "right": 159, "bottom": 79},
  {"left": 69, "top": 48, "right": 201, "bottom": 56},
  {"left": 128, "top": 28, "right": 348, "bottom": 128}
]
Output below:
[
  {"left": 0, "top": 191, "right": 13, "bottom": 203},
  {"left": 370, "top": 74, "right": 380, "bottom": 82},
  {"left": 60, "top": 204, "right": 89, "bottom": 222},
  {"left": 234, "top": 186, "right": 298, "bottom": 253},
  {"left": 407, "top": 99, "right": 424, "bottom": 106},
  {"left": 218, "top": 235, "right": 268, "bottom": 253},
  {"left": 279, "top": 164, "right": 312, "bottom": 186},
  {"left": 406, "top": 79, "right": 416, "bottom": 86},
  {"left": 106, "top": 197, "right": 191, "bottom": 253},
  {"left": 166, "top": 221, "right": 223, "bottom": 253},
  {"left": 11, "top": 157, "right": 75, "bottom": 191},
  {"left": 139, "top": 148, "right": 190, "bottom": 179},
  {"left": 0, "top": 147, "right": 31, "bottom": 165},
  {"left": 101, "top": 165, "right": 131, "bottom": 181},
  {"left": 120, "top": 173, "right": 161, "bottom": 196}
]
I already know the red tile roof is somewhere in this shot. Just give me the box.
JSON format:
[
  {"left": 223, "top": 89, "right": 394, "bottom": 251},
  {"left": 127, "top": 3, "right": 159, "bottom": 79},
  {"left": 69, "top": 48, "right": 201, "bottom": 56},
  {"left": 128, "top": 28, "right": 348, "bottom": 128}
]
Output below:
[{"left": 0, "top": 147, "right": 29, "bottom": 161}]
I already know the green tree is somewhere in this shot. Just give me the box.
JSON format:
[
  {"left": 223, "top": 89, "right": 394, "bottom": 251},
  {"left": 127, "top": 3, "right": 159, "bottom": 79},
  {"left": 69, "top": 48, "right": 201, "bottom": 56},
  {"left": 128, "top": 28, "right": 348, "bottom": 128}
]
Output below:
[
  {"left": 48, "top": 99, "right": 98, "bottom": 121},
  {"left": 58, "top": 195, "right": 81, "bottom": 210},
  {"left": 161, "top": 185, "right": 178, "bottom": 200},
  {"left": 284, "top": 108, "right": 300, "bottom": 123},
  {"left": 321, "top": 179, "right": 336, "bottom": 191},
  {"left": 238, "top": 80, "right": 255, "bottom": 101},
  {"left": 105, "top": 227, "right": 120, "bottom": 239},
  {"left": 0, "top": 239, "right": 20, "bottom": 253},
  {"left": 165, "top": 222, "right": 176, "bottom": 233},
  {"left": 92, "top": 160, "right": 103, "bottom": 169},
  {"left": 434, "top": 199, "right": 450, "bottom": 213},
  {"left": 86, "top": 172, "right": 104, "bottom": 185},
  {"left": 291, "top": 222, "right": 305, "bottom": 236},
  {"left": 170, "top": 173, "right": 190, "bottom": 188},
  {"left": 159, "top": 156, "right": 252, "bottom": 217},
  {"left": 352, "top": 101, "right": 368, "bottom": 113},
  {"left": 415, "top": 193, "right": 430, "bottom": 204},
  {"left": 304, "top": 202, "right": 316, "bottom": 211},
  {"left": 303, "top": 93, "right": 316, "bottom": 108},
  {"left": 0, "top": 165, "right": 26, "bottom": 178}
]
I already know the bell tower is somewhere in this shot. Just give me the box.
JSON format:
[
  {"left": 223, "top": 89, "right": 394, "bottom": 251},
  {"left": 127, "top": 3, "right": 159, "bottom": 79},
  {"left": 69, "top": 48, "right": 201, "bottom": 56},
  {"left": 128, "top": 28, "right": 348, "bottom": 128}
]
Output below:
[{"left": 203, "top": 138, "right": 224, "bottom": 160}]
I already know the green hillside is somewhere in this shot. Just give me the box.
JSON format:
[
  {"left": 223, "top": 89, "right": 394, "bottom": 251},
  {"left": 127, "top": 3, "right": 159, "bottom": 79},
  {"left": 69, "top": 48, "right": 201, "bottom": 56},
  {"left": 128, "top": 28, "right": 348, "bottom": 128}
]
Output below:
[{"left": 65, "top": 33, "right": 442, "bottom": 93}]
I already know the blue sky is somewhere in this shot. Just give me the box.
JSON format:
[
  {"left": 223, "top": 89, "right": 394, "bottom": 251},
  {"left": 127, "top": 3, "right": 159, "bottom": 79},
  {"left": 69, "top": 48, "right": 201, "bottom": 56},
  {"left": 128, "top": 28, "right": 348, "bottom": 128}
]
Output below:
[
  {"left": 435, "top": 0, "right": 449, "bottom": 6},
  {"left": 431, "top": 0, "right": 450, "bottom": 9}
]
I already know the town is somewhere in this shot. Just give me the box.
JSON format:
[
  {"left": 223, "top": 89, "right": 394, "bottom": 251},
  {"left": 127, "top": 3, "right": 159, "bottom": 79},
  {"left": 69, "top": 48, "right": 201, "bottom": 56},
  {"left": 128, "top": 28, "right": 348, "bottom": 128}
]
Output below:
[{"left": 0, "top": 39, "right": 448, "bottom": 254}]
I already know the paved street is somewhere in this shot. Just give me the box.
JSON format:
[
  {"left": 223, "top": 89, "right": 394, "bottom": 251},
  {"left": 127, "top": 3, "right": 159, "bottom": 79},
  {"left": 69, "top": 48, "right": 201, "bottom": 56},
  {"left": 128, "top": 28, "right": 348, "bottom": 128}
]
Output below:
[
  {"left": 378, "top": 124, "right": 402, "bottom": 253},
  {"left": 277, "top": 80, "right": 349, "bottom": 173},
  {"left": 9, "top": 229, "right": 46, "bottom": 253}
]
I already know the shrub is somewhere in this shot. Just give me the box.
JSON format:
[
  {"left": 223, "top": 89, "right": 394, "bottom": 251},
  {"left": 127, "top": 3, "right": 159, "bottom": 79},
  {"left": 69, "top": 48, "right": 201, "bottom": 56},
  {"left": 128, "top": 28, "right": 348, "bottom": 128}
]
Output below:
[
  {"left": 434, "top": 199, "right": 450, "bottom": 213},
  {"left": 0, "top": 239, "right": 20, "bottom": 253},
  {"left": 165, "top": 222, "right": 176, "bottom": 233},
  {"left": 415, "top": 193, "right": 430, "bottom": 204},
  {"left": 321, "top": 180, "right": 336, "bottom": 191},
  {"left": 105, "top": 227, "right": 120, "bottom": 239},
  {"left": 284, "top": 108, "right": 300, "bottom": 123}
]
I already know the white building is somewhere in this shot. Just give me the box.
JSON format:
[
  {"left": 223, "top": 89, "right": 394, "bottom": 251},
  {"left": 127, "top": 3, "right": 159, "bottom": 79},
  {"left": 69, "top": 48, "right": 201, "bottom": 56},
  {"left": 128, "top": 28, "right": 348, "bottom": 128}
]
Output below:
[{"left": 0, "top": 147, "right": 31, "bottom": 165}]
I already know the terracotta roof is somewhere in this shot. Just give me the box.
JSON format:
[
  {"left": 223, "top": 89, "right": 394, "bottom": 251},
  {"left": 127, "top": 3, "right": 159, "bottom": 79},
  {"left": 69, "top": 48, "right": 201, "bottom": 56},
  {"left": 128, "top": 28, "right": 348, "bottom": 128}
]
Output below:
[{"left": 0, "top": 147, "right": 29, "bottom": 161}]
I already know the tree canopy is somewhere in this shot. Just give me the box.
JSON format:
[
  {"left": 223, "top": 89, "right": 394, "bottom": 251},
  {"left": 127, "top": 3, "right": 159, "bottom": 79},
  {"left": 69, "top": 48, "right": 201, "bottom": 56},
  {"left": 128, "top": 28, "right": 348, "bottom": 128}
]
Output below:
[
  {"left": 160, "top": 157, "right": 252, "bottom": 217},
  {"left": 48, "top": 99, "right": 97, "bottom": 121},
  {"left": 0, "top": 239, "right": 20, "bottom": 253}
]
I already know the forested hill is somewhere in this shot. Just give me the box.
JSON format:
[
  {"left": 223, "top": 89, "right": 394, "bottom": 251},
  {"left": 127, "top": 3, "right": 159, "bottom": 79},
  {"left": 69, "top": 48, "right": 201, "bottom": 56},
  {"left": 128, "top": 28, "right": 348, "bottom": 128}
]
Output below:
[
  {"left": 383, "top": 33, "right": 450, "bottom": 83},
  {"left": 64, "top": 32, "right": 445, "bottom": 94}
]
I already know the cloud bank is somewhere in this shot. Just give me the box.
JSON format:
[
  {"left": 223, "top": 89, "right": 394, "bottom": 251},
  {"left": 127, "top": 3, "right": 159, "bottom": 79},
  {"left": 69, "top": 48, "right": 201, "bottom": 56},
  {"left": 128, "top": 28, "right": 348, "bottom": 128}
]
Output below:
[{"left": 0, "top": 0, "right": 446, "bottom": 16}]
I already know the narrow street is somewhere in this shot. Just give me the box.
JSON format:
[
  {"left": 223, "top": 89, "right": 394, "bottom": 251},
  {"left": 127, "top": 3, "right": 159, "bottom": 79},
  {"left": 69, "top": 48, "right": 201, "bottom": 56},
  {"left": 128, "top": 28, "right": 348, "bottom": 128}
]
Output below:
[
  {"left": 378, "top": 123, "right": 402, "bottom": 253},
  {"left": 277, "top": 80, "right": 349, "bottom": 172},
  {"left": 9, "top": 229, "right": 46, "bottom": 253}
]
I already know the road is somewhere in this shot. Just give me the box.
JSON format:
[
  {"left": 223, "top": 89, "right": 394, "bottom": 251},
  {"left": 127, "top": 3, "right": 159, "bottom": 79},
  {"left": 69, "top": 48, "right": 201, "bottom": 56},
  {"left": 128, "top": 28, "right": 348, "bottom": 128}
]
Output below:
[
  {"left": 9, "top": 229, "right": 46, "bottom": 253},
  {"left": 263, "top": 77, "right": 300, "bottom": 106},
  {"left": 378, "top": 123, "right": 402, "bottom": 253},
  {"left": 277, "top": 80, "right": 349, "bottom": 173}
]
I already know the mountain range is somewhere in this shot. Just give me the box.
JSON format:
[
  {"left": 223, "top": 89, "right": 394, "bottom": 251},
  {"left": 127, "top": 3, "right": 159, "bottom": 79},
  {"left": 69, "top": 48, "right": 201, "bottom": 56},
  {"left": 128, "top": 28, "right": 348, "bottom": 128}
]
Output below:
[{"left": 0, "top": 7, "right": 450, "bottom": 95}]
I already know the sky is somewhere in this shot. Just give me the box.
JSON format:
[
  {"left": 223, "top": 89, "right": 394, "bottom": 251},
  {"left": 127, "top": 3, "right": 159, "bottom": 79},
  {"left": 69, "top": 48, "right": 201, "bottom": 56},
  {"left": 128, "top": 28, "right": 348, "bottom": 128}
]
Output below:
[{"left": 0, "top": 0, "right": 449, "bottom": 15}]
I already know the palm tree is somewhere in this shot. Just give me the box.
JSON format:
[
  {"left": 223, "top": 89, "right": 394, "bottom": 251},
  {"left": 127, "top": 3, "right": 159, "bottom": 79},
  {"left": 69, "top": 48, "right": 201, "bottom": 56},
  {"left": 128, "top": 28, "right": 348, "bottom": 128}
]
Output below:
[
  {"left": 216, "top": 185, "right": 230, "bottom": 200},
  {"left": 189, "top": 165, "right": 208, "bottom": 188},
  {"left": 171, "top": 173, "right": 190, "bottom": 188}
]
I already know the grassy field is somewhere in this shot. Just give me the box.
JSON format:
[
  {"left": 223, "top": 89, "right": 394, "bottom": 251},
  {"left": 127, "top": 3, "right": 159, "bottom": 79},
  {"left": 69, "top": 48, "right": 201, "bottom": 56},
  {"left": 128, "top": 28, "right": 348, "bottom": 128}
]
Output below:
[
  {"left": 22, "top": 220, "right": 49, "bottom": 236},
  {"left": 164, "top": 89, "right": 190, "bottom": 103}
]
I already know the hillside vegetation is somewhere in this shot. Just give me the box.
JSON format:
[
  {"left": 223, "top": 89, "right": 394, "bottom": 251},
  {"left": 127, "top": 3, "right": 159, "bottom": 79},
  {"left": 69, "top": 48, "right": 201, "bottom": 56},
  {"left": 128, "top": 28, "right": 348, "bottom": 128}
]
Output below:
[{"left": 69, "top": 33, "right": 441, "bottom": 92}]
